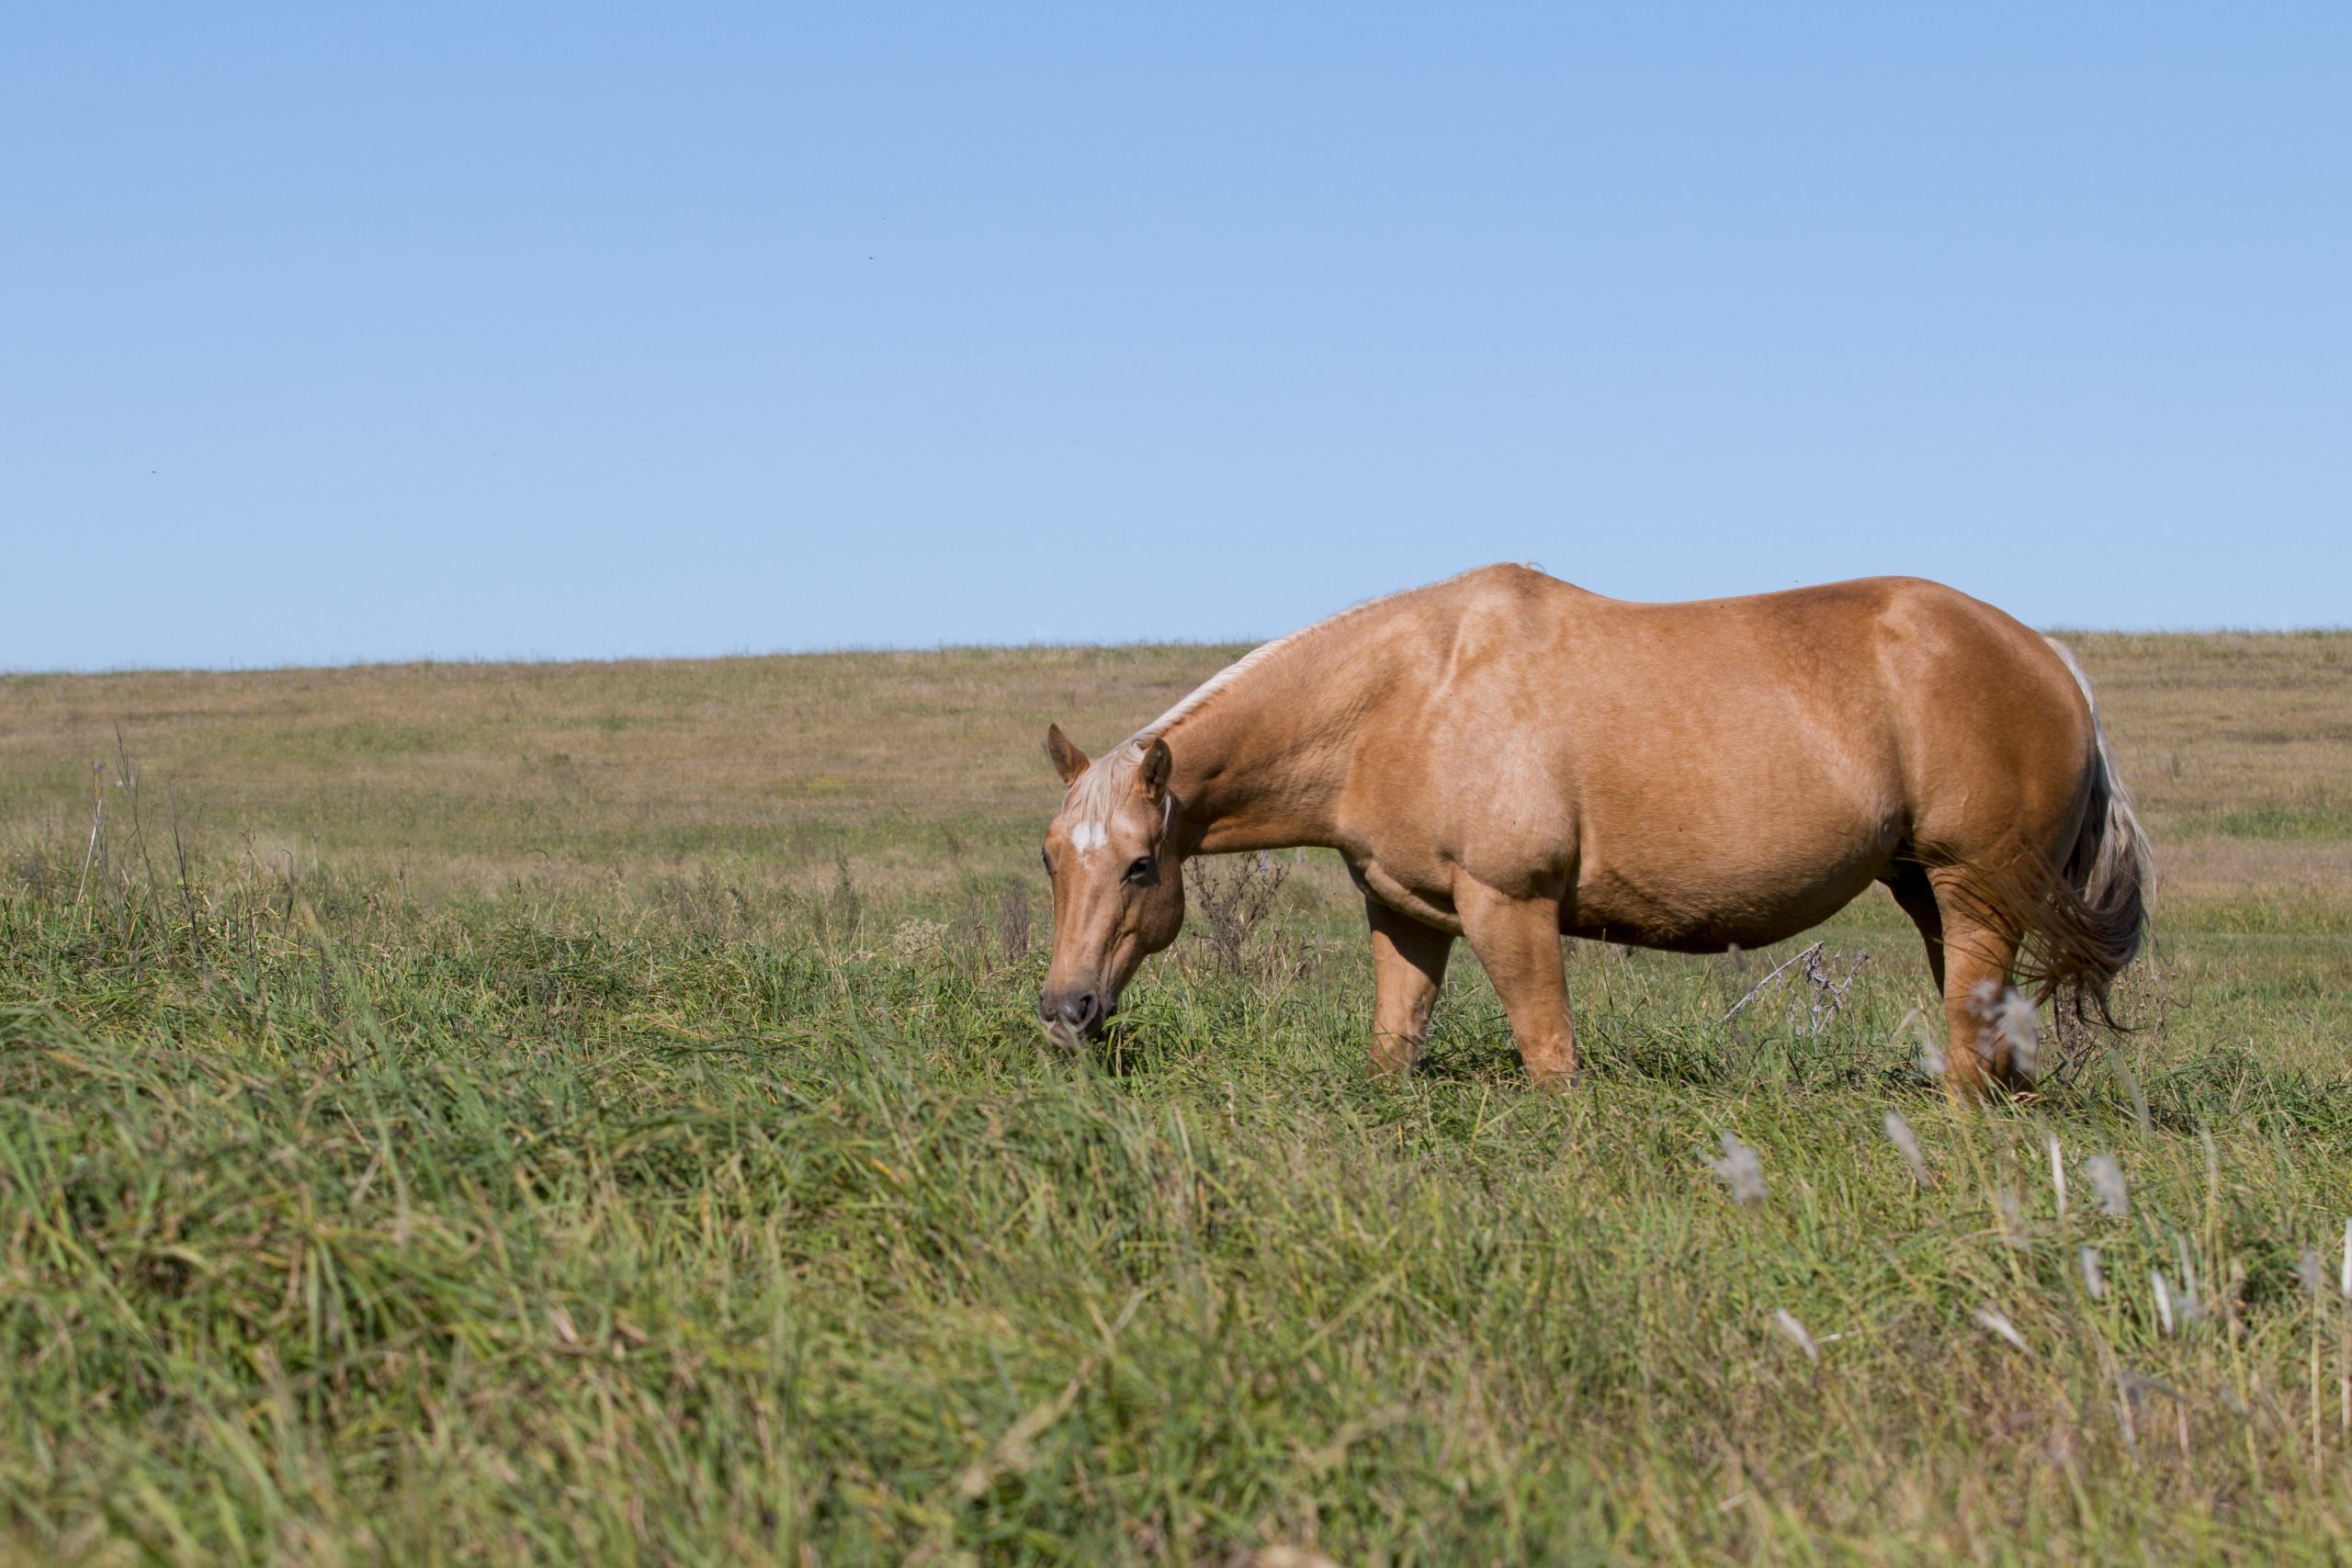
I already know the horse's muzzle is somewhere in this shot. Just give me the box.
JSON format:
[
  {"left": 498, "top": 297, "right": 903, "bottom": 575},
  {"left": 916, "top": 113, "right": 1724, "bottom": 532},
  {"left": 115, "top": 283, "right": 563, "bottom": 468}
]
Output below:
[{"left": 1037, "top": 987, "right": 1110, "bottom": 1044}]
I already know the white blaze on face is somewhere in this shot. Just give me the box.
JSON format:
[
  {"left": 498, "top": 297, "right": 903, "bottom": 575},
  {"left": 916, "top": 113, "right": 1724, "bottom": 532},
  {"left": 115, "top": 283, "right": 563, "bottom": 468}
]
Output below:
[{"left": 1069, "top": 819, "right": 1108, "bottom": 856}]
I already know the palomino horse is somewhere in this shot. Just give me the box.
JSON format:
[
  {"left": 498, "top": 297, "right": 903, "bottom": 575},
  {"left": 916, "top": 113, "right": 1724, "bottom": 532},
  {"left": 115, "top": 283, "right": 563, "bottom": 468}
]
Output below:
[{"left": 1037, "top": 565, "right": 2151, "bottom": 1093}]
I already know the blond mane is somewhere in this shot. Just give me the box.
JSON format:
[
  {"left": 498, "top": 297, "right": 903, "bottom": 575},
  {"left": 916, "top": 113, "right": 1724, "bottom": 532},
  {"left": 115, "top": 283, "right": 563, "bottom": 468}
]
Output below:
[{"left": 1059, "top": 573, "right": 1464, "bottom": 829}]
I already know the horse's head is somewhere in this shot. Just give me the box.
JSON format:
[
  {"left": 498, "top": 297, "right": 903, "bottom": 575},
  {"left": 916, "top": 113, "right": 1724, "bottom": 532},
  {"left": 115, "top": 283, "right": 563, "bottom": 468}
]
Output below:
[{"left": 1036, "top": 724, "right": 1186, "bottom": 1043}]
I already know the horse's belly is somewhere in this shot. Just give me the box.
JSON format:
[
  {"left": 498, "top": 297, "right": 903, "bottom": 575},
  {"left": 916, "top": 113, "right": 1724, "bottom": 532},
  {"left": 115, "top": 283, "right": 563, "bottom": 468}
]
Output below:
[{"left": 1566, "top": 831, "right": 1894, "bottom": 953}]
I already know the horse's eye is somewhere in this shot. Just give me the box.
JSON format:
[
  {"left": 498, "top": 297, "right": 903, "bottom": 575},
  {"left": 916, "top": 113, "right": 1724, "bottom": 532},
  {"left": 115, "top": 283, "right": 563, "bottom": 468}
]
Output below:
[
  {"left": 1041, "top": 851, "right": 1054, "bottom": 878},
  {"left": 1124, "top": 856, "right": 1154, "bottom": 884}
]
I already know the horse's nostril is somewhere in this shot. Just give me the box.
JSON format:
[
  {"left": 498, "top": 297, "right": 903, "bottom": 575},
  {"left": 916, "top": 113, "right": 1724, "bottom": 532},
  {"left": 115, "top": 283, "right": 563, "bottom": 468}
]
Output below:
[{"left": 1040, "top": 990, "right": 1103, "bottom": 1030}]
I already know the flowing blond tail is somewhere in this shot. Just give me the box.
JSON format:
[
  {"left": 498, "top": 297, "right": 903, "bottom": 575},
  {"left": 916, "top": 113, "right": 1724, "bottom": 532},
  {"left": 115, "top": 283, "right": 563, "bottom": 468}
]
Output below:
[{"left": 2030, "top": 638, "right": 2156, "bottom": 1020}]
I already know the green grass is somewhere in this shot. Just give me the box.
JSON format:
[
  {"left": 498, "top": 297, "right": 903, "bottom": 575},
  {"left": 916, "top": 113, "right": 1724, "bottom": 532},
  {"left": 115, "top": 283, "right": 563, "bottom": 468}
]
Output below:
[
  {"left": 6, "top": 855, "right": 2352, "bottom": 1564},
  {"left": 2, "top": 635, "right": 2350, "bottom": 1564},
  {"left": 2193, "top": 804, "right": 2352, "bottom": 842}
]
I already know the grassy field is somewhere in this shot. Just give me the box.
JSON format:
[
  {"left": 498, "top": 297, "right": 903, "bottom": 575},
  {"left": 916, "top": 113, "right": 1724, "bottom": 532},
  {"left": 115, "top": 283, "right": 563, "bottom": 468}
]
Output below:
[{"left": 1, "top": 631, "right": 2348, "bottom": 1564}]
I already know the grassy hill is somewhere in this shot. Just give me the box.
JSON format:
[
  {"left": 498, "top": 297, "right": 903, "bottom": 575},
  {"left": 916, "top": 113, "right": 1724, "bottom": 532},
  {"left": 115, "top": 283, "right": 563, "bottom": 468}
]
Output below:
[{"left": 2, "top": 632, "right": 2348, "bottom": 1563}]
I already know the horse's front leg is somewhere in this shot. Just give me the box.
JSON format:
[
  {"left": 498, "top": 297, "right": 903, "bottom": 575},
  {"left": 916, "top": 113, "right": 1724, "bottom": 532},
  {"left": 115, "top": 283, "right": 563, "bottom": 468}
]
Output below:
[
  {"left": 1454, "top": 878, "right": 1577, "bottom": 1090},
  {"left": 1364, "top": 897, "right": 1453, "bottom": 1077}
]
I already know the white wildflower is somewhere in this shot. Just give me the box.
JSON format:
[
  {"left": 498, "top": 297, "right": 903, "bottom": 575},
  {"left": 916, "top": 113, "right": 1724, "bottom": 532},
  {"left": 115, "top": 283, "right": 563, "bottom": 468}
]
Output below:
[
  {"left": 2080, "top": 1246, "right": 2107, "bottom": 1299},
  {"left": 1974, "top": 1306, "right": 2029, "bottom": 1352},
  {"left": 1706, "top": 1131, "right": 1767, "bottom": 1206},
  {"left": 2153, "top": 1270, "right": 2174, "bottom": 1336},
  {"left": 2298, "top": 1247, "right": 2326, "bottom": 1299},
  {"left": 1996, "top": 1189, "right": 2030, "bottom": 1250},
  {"left": 1905, "top": 1007, "right": 1947, "bottom": 1079},
  {"left": 1969, "top": 979, "right": 2041, "bottom": 1078},
  {"left": 1996, "top": 993, "right": 2041, "bottom": 1077},
  {"left": 1774, "top": 1308, "right": 1819, "bottom": 1363},
  {"left": 1883, "top": 1111, "right": 1929, "bottom": 1185},
  {"left": 2084, "top": 1154, "right": 2129, "bottom": 1217},
  {"left": 2048, "top": 1134, "right": 2066, "bottom": 1222},
  {"left": 2174, "top": 1239, "right": 2209, "bottom": 1324}
]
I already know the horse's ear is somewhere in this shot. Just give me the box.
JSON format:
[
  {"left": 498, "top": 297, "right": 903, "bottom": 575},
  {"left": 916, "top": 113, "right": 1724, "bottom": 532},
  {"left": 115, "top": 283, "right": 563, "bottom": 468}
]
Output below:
[
  {"left": 1045, "top": 724, "right": 1091, "bottom": 784},
  {"left": 1135, "top": 736, "right": 1172, "bottom": 803}
]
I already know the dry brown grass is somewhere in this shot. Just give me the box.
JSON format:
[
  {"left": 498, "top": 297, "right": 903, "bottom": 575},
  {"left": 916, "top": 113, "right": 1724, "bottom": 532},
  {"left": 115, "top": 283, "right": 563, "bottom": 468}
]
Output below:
[
  {"left": 0, "top": 647, "right": 1237, "bottom": 904},
  {"left": 2060, "top": 630, "right": 2352, "bottom": 928},
  {"left": 3, "top": 630, "right": 2345, "bottom": 922}
]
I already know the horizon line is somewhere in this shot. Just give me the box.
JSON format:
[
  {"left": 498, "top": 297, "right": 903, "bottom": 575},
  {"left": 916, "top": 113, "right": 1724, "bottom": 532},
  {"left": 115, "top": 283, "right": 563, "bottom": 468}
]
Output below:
[{"left": 6, "top": 622, "right": 2350, "bottom": 681}]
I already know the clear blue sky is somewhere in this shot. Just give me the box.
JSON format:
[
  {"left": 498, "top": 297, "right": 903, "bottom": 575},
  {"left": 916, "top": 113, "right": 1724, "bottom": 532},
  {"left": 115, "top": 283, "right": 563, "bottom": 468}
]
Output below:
[{"left": 5, "top": 4, "right": 2346, "bottom": 670}]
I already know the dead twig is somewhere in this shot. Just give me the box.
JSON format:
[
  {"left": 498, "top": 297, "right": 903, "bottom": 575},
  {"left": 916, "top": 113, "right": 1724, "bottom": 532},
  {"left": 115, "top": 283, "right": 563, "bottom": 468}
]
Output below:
[
  {"left": 1720, "top": 940, "right": 1870, "bottom": 1036},
  {"left": 1720, "top": 942, "right": 1821, "bottom": 1026}
]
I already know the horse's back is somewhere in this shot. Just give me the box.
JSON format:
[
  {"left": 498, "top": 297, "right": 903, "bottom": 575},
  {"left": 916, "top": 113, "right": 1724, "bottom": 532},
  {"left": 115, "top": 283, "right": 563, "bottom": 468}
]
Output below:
[
  {"left": 1340, "top": 566, "right": 2098, "bottom": 949},
  {"left": 1569, "top": 572, "right": 2097, "bottom": 855}
]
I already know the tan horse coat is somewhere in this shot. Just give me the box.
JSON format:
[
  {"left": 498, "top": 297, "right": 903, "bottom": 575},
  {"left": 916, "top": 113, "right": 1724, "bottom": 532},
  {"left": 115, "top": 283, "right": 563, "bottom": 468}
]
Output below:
[{"left": 1039, "top": 564, "right": 2150, "bottom": 1093}]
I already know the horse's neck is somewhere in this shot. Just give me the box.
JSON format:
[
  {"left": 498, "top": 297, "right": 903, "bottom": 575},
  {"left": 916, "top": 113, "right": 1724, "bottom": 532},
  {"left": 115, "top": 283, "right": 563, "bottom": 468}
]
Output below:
[{"left": 1159, "top": 638, "right": 1379, "bottom": 855}]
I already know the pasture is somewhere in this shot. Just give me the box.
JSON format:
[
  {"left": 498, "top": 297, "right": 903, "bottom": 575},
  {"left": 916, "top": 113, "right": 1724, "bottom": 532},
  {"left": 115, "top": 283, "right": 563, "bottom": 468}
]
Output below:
[{"left": 2, "top": 630, "right": 2349, "bottom": 1564}]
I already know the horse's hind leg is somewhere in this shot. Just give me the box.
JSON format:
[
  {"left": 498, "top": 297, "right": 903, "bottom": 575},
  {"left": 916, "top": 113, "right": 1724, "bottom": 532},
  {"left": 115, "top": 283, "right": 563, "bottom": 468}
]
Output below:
[
  {"left": 1453, "top": 879, "right": 1577, "bottom": 1091},
  {"left": 1885, "top": 863, "right": 1946, "bottom": 995},
  {"left": 1925, "top": 866, "right": 2025, "bottom": 1097},
  {"left": 1365, "top": 897, "right": 1453, "bottom": 1077}
]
